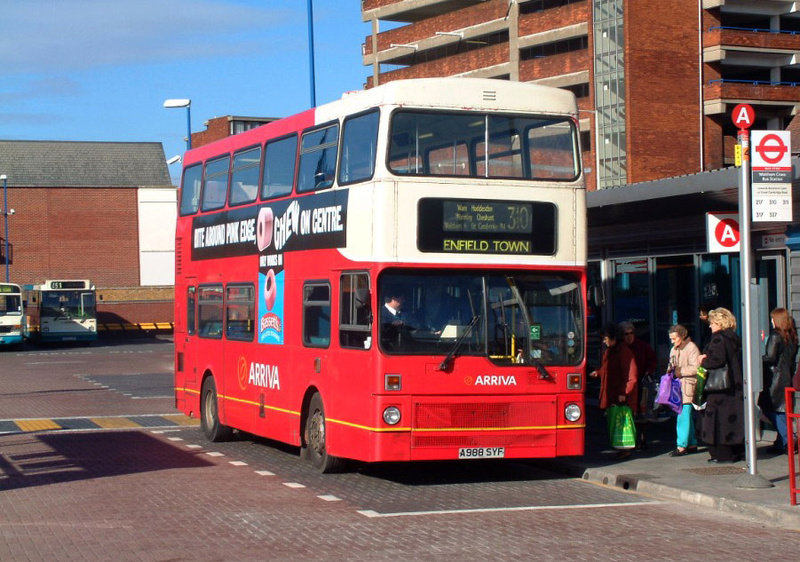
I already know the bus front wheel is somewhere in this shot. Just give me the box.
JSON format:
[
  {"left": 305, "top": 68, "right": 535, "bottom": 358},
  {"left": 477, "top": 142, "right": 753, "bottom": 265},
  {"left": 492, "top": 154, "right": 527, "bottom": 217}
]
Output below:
[
  {"left": 200, "top": 376, "right": 233, "bottom": 442},
  {"left": 302, "top": 392, "right": 346, "bottom": 473}
]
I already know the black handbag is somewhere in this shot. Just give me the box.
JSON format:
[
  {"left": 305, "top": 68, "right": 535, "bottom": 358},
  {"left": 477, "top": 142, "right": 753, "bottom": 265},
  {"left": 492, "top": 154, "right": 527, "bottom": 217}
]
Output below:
[{"left": 704, "top": 364, "right": 731, "bottom": 393}]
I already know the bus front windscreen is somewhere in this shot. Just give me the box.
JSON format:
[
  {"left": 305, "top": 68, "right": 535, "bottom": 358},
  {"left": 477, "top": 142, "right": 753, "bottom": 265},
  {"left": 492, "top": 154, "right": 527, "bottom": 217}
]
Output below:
[
  {"left": 379, "top": 271, "right": 583, "bottom": 366},
  {"left": 0, "top": 294, "right": 21, "bottom": 316},
  {"left": 388, "top": 111, "right": 580, "bottom": 181},
  {"left": 41, "top": 291, "right": 97, "bottom": 319}
]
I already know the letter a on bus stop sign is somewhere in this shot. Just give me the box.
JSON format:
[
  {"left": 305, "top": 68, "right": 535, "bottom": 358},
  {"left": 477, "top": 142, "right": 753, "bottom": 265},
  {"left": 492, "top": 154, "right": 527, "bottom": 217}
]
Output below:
[
  {"left": 706, "top": 212, "right": 740, "bottom": 253},
  {"left": 732, "top": 104, "right": 754, "bottom": 129}
]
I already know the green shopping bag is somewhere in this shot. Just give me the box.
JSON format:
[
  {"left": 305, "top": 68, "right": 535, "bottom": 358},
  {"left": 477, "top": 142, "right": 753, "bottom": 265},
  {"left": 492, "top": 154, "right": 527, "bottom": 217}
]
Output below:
[
  {"left": 607, "top": 404, "right": 636, "bottom": 449},
  {"left": 694, "top": 366, "right": 707, "bottom": 405}
]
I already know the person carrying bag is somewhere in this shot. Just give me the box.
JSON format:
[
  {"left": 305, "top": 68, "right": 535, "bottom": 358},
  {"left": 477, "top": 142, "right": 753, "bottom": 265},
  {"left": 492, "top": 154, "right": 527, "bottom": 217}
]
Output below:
[
  {"left": 698, "top": 307, "right": 744, "bottom": 464},
  {"left": 666, "top": 324, "right": 700, "bottom": 457}
]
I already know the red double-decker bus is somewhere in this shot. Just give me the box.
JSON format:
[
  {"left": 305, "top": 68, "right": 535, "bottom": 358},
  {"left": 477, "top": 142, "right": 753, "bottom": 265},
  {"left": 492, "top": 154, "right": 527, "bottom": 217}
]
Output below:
[{"left": 174, "top": 78, "right": 587, "bottom": 472}]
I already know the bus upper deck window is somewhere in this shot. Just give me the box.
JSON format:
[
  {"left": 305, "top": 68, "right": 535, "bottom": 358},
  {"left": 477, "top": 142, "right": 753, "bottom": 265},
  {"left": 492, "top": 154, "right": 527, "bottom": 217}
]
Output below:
[
  {"left": 298, "top": 124, "right": 339, "bottom": 193},
  {"left": 179, "top": 164, "right": 203, "bottom": 215},
  {"left": 339, "top": 110, "right": 378, "bottom": 185},
  {"left": 229, "top": 147, "right": 261, "bottom": 206},
  {"left": 201, "top": 156, "right": 230, "bottom": 212},
  {"left": 262, "top": 135, "right": 297, "bottom": 200}
]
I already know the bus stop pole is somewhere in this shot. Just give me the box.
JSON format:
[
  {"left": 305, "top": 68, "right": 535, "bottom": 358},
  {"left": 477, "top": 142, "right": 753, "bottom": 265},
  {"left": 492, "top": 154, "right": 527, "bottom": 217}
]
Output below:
[{"left": 735, "top": 128, "right": 773, "bottom": 489}]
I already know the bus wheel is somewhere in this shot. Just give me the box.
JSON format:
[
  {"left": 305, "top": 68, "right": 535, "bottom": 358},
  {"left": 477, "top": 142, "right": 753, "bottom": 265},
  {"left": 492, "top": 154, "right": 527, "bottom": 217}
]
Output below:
[
  {"left": 200, "top": 376, "right": 232, "bottom": 442},
  {"left": 302, "top": 393, "right": 346, "bottom": 473}
]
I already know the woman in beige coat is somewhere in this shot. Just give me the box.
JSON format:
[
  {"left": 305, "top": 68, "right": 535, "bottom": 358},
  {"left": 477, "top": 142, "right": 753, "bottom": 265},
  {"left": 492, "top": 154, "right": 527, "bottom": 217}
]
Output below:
[{"left": 668, "top": 324, "right": 700, "bottom": 456}]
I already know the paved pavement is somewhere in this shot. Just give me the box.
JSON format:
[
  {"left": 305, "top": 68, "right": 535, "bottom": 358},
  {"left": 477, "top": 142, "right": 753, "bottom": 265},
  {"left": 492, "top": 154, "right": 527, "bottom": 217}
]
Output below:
[
  {"left": 2, "top": 339, "right": 799, "bottom": 533},
  {"left": 545, "top": 402, "right": 800, "bottom": 530}
]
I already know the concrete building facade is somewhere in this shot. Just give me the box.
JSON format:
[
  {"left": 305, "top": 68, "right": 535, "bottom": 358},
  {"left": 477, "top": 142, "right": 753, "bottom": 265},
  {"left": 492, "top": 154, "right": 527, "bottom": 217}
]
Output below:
[{"left": 361, "top": 0, "right": 800, "bottom": 362}]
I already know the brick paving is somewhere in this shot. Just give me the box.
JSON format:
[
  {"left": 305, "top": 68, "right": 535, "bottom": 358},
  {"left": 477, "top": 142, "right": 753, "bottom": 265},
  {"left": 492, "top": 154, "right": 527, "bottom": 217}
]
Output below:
[{"left": 1, "top": 340, "right": 799, "bottom": 560}]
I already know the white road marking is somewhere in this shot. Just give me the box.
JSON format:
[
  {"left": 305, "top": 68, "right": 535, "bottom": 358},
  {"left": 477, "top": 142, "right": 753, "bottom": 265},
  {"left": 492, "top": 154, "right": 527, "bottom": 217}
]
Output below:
[{"left": 357, "top": 501, "right": 662, "bottom": 518}]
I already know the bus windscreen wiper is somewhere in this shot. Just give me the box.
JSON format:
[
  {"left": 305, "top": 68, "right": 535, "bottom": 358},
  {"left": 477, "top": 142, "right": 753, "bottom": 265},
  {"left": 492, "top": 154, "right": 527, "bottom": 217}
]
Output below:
[
  {"left": 506, "top": 276, "right": 550, "bottom": 380},
  {"left": 437, "top": 314, "right": 481, "bottom": 372}
]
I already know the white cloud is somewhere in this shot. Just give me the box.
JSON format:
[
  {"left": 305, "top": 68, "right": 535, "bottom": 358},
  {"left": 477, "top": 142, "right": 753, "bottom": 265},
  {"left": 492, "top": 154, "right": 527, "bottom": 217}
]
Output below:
[{"left": 0, "top": 0, "right": 291, "bottom": 76}]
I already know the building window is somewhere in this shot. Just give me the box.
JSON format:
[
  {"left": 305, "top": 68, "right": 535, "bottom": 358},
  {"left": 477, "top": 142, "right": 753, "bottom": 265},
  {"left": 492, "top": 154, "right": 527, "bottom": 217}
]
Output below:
[
  {"left": 340, "top": 273, "right": 371, "bottom": 349},
  {"left": 226, "top": 284, "right": 255, "bottom": 341},
  {"left": 303, "top": 282, "right": 331, "bottom": 347}
]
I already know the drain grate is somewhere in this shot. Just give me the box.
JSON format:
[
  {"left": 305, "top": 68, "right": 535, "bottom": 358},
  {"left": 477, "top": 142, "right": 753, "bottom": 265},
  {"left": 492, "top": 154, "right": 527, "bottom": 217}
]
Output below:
[{"left": 682, "top": 466, "right": 745, "bottom": 476}]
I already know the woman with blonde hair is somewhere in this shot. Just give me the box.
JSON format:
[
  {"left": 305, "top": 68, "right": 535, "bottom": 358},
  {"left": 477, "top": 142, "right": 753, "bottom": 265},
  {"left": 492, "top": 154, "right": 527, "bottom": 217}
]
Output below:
[
  {"left": 698, "top": 307, "right": 745, "bottom": 463},
  {"left": 760, "top": 308, "right": 798, "bottom": 454}
]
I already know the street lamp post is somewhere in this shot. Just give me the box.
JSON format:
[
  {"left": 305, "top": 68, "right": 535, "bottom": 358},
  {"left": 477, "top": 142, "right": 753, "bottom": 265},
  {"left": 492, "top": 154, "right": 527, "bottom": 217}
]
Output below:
[
  {"left": 1, "top": 174, "right": 11, "bottom": 283},
  {"left": 163, "top": 99, "right": 192, "bottom": 150}
]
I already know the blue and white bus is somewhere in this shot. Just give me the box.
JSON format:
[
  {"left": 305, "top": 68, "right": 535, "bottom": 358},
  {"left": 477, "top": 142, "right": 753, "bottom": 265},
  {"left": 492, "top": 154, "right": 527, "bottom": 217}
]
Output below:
[
  {"left": 25, "top": 280, "right": 97, "bottom": 343},
  {"left": 0, "top": 283, "right": 25, "bottom": 347}
]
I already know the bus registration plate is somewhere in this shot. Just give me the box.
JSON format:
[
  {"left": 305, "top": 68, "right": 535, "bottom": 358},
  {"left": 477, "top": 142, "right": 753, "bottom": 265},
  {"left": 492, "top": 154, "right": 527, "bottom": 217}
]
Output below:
[{"left": 458, "top": 447, "right": 505, "bottom": 459}]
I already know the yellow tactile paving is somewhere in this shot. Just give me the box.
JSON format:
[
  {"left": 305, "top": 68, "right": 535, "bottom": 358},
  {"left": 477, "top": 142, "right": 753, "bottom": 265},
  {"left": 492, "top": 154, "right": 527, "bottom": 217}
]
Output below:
[
  {"left": 14, "top": 419, "right": 61, "bottom": 432},
  {"left": 162, "top": 414, "right": 200, "bottom": 426},
  {"left": 89, "top": 417, "right": 143, "bottom": 429}
]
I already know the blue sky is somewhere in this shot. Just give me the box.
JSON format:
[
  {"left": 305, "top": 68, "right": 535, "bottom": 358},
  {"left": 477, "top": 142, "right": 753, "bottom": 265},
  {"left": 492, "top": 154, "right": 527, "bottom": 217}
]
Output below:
[{"left": 0, "top": 0, "right": 372, "bottom": 181}]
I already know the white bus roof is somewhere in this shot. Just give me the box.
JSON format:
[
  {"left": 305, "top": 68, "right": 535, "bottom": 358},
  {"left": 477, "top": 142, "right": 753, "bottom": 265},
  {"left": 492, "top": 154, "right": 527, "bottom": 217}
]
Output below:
[{"left": 319, "top": 77, "right": 578, "bottom": 121}]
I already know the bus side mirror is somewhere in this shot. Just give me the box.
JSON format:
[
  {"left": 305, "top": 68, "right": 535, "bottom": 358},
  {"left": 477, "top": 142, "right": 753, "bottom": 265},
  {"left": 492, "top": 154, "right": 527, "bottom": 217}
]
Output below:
[
  {"left": 589, "top": 285, "right": 605, "bottom": 307},
  {"left": 355, "top": 288, "right": 372, "bottom": 324},
  {"left": 355, "top": 288, "right": 370, "bottom": 308},
  {"left": 314, "top": 172, "right": 333, "bottom": 190}
]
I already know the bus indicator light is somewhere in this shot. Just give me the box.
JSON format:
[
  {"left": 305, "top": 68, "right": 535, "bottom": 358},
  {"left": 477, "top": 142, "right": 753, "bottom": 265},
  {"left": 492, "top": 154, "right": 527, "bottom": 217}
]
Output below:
[
  {"left": 567, "top": 373, "right": 582, "bottom": 389},
  {"left": 385, "top": 374, "right": 402, "bottom": 391}
]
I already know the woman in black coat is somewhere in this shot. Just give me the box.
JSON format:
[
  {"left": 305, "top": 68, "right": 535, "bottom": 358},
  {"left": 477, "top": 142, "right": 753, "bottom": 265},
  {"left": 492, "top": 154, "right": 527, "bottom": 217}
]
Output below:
[
  {"left": 760, "top": 307, "right": 798, "bottom": 454},
  {"left": 698, "top": 307, "right": 745, "bottom": 463}
]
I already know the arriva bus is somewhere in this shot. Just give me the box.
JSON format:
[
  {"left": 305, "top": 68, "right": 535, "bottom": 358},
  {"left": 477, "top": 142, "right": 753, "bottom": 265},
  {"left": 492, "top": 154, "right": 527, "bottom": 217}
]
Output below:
[
  {"left": 0, "top": 283, "right": 24, "bottom": 347},
  {"left": 174, "top": 78, "right": 587, "bottom": 472},
  {"left": 25, "top": 280, "right": 98, "bottom": 342}
]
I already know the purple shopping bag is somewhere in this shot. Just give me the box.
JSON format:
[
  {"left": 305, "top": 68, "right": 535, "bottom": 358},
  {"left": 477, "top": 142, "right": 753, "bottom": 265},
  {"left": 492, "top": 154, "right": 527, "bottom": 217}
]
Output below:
[{"left": 655, "top": 372, "right": 682, "bottom": 415}]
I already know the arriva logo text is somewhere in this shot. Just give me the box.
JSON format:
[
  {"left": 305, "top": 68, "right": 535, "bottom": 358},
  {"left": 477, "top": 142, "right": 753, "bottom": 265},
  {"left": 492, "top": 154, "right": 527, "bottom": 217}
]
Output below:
[
  {"left": 472, "top": 375, "right": 517, "bottom": 386},
  {"left": 249, "top": 362, "right": 281, "bottom": 389}
]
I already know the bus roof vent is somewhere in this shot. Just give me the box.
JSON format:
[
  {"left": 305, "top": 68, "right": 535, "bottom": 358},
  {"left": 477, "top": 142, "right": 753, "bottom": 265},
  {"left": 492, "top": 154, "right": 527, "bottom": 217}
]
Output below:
[{"left": 482, "top": 90, "right": 497, "bottom": 101}]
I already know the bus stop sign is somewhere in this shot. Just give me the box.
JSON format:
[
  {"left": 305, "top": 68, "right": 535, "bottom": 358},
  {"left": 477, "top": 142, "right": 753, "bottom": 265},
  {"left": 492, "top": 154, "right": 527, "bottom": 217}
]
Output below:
[{"left": 732, "top": 104, "right": 755, "bottom": 130}]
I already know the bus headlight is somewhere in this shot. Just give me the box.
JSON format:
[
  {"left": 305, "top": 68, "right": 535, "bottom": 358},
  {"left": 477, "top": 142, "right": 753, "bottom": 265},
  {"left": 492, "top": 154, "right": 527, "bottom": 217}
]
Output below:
[
  {"left": 383, "top": 406, "right": 401, "bottom": 425},
  {"left": 564, "top": 403, "right": 582, "bottom": 422}
]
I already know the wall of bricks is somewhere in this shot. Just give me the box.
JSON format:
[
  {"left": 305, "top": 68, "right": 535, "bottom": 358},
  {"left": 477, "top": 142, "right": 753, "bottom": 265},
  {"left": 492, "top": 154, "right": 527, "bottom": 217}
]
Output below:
[
  {"left": 518, "top": 1, "right": 588, "bottom": 37},
  {"left": 519, "top": 50, "right": 589, "bottom": 82},
  {"left": 7, "top": 187, "right": 139, "bottom": 287},
  {"left": 368, "top": 43, "right": 509, "bottom": 87},
  {"left": 191, "top": 117, "right": 230, "bottom": 149},
  {"left": 368, "top": 1, "right": 507, "bottom": 54},
  {"left": 625, "top": 0, "right": 702, "bottom": 183},
  {"left": 4, "top": 186, "right": 173, "bottom": 328}
]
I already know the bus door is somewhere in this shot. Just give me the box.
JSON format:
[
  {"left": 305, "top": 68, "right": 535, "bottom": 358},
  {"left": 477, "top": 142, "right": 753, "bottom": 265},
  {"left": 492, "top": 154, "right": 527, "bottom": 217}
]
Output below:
[{"left": 176, "top": 283, "right": 198, "bottom": 391}]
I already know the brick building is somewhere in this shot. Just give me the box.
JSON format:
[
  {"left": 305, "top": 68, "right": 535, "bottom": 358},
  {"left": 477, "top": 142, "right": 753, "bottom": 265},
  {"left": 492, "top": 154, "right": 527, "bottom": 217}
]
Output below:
[
  {"left": 191, "top": 116, "right": 278, "bottom": 148},
  {"left": 0, "top": 141, "right": 176, "bottom": 331},
  {"left": 361, "top": 0, "right": 800, "bottom": 357}
]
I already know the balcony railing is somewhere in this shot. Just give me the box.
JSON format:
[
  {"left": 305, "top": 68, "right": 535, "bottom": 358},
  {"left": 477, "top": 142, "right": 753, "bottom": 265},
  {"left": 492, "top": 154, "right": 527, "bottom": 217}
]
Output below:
[
  {"left": 710, "top": 78, "right": 800, "bottom": 87},
  {"left": 709, "top": 25, "right": 800, "bottom": 36}
]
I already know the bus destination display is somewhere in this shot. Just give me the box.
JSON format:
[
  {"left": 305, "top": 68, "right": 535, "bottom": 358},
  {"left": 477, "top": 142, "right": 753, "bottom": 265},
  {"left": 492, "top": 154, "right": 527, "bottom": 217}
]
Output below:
[
  {"left": 418, "top": 198, "right": 556, "bottom": 256},
  {"left": 443, "top": 201, "right": 533, "bottom": 234}
]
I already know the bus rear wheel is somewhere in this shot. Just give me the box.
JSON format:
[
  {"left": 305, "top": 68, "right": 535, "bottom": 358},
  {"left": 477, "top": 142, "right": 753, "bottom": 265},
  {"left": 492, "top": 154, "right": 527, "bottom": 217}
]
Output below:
[
  {"left": 200, "top": 376, "right": 232, "bottom": 442},
  {"left": 302, "top": 392, "right": 346, "bottom": 473}
]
